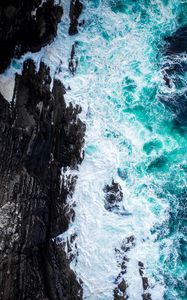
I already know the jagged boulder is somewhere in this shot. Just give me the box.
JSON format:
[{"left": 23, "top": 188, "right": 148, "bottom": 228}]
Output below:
[
  {"left": 104, "top": 180, "right": 123, "bottom": 209},
  {"left": 69, "top": 0, "right": 83, "bottom": 35},
  {"left": 0, "top": 60, "right": 85, "bottom": 300},
  {"left": 0, "top": 0, "right": 63, "bottom": 73}
]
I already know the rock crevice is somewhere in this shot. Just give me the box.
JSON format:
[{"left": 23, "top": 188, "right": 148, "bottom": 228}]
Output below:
[
  {"left": 0, "top": 0, "right": 63, "bottom": 73},
  {"left": 0, "top": 60, "right": 85, "bottom": 300}
]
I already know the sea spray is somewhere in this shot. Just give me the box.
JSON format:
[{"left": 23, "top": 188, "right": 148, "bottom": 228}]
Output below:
[
  {"left": 4, "top": 0, "right": 187, "bottom": 299},
  {"left": 58, "top": 1, "right": 187, "bottom": 299}
]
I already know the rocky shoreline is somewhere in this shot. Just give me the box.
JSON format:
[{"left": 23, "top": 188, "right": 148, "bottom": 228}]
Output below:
[
  {"left": 0, "top": 0, "right": 63, "bottom": 74},
  {"left": 0, "top": 1, "right": 85, "bottom": 299}
]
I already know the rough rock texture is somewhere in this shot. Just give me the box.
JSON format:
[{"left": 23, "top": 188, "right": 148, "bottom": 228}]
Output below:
[
  {"left": 103, "top": 180, "right": 123, "bottom": 211},
  {"left": 114, "top": 237, "right": 153, "bottom": 300},
  {"left": 138, "top": 262, "right": 152, "bottom": 300},
  {"left": 69, "top": 43, "right": 78, "bottom": 75},
  {"left": 0, "top": 0, "right": 63, "bottom": 73},
  {"left": 114, "top": 236, "right": 135, "bottom": 300},
  {"left": 103, "top": 180, "right": 130, "bottom": 216},
  {"left": 0, "top": 59, "right": 85, "bottom": 300},
  {"left": 69, "top": 0, "right": 83, "bottom": 35}
]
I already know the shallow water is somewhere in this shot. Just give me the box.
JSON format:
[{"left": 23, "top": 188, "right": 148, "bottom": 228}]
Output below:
[{"left": 7, "top": 0, "right": 187, "bottom": 299}]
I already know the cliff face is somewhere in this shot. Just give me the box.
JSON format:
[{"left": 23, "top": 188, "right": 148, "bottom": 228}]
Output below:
[
  {"left": 0, "top": 1, "right": 85, "bottom": 299},
  {"left": 0, "top": 59, "right": 85, "bottom": 300},
  {"left": 0, "top": 0, "right": 63, "bottom": 73},
  {"left": 69, "top": 0, "right": 83, "bottom": 35}
]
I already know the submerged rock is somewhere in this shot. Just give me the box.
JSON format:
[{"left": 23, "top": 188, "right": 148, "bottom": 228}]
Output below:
[
  {"left": 0, "top": 0, "right": 63, "bottom": 73},
  {"left": 142, "top": 293, "right": 152, "bottom": 300},
  {"left": 138, "top": 261, "right": 152, "bottom": 300},
  {"left": 0, "top": 60, "right": 85, "bottom": 299},
  {"left": 103, "top": 180, "right": 123, "bottom": 210},
  {"left": 103, "top": 180, "right": 130, "bottom": 216},
  {"left": 114, "top": 236, "right": 136, "bottom": 300},
  {"left": 69, "top": 43, "right": 78, "bottom": 75}
]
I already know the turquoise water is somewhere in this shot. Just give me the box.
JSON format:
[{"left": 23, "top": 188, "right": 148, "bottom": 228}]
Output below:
[
  {"left": 7, "top": 0, "right": 187, "bottom": 299},
  {"left": 59, "top": 1, "right": 187, "bottom": 299}
]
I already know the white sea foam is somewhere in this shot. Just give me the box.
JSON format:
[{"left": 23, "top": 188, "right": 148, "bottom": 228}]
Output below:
[
  {"left": 2, "top": 0, "right": 183, "bottom": 298},
  {"left": 0, "top": 73, "right": 15, "bottom": 102},
  {"left": 55, "top": 1, "right": 179, "bottom": 299}
]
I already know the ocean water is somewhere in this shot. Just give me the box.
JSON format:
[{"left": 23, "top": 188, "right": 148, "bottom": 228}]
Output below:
[
  {"left": 57, "top": 1, "right": 187, "bottom": 299},
  {"left": 6, "top": 0, "right": 187, "bottom": 299}
]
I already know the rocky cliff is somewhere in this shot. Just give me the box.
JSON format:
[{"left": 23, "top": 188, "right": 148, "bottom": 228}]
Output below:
[{"left": 0, "top": 1, "right": 85, "bottom": 299}]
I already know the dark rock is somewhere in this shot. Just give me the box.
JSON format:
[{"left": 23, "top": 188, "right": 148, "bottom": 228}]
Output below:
[
  {"left": 114, "top": 236, "right": 136, "bottom": 300},
  {"left": 0, "top": 0, "right": 63, "bottom": 73},
  {"left": 121, "top": 236, "right": 135, "bottom": 252},
  {"left": 118, "top": 279, "right": 128, "bottom": 293},
  {"left": 69, "top": 0, "right": 83, "bottom": 35},
  {"left": 114, "top": 286, "right": 128, "bottom": 300},
  {"left": 69, "top": 43, "right": 78, "bottom": 75},
  {"left": 138, "top": 261, "right": 144, "bottom": 276},
  {"left": 142, "top": 277, "right": 149, "bottom": 290},
  {"left": 138, "top": 261, "right": 152, "bottom": 299},
  {"left": 103, "top": 180, "right": 124, "bottom": 212},
  {"left": 114, "top": 288, "right": 128, "bottom": 300},
  {"left": 142, "top": 293, "right": 152, "bottom": 300},
  {"left": 0, "top": 60, "right": 85, "bottom": 299},
  {"left": 138, "top": 261, "right": 144, "bottom": 268}
]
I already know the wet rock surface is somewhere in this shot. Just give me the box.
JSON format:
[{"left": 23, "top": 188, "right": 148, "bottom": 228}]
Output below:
[
  {"left": 103, "top": 180, "right": 130, "bottom": 215},
  {"left": 0, "top": 60, "right": 85, "bottom": 300},
  {"left": 104, "top": 180, "right": 123, "bottom": 209},
  {"left": 114, "top": 238, "right": 152, "bottom": 300},
  {"left": 114, "top": 236, "right": 135, "bottom": 300},
  {"left": 69, "top": 43, "right": 78, "bottom": 75},
  {"left": 69, "top": 0, "right": 83, "bottom": 36},
  {"left": 62, "top": 232, "right": 79, "bottom": 264},
  {"left": 138, "top": 261, "right": 152, "bottom": 300},
  {"left": 0, "top": 0, "right": 63, "bottom": 73}
]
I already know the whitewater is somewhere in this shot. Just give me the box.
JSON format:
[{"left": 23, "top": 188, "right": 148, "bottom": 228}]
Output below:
[{"left": 2, "top": 0, "right": 187, "bottom": 299}]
